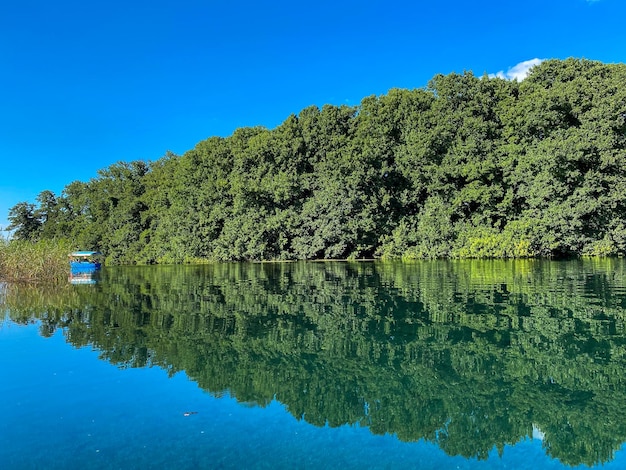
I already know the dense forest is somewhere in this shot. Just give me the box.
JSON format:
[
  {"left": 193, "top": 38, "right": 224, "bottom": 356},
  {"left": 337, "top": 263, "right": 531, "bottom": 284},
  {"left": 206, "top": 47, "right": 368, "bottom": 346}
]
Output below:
[
  {"left": 7, "top": 58, "right": 626, "bottom": 264},
  {"left": 4, "top": 259, "right": 626, "bottom": 465}
]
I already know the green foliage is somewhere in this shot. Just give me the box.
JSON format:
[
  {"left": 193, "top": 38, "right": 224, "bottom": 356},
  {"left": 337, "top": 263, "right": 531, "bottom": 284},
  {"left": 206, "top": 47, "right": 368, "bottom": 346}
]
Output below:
[
  {"left": 7, "top": 202, "right": 42, "bottom": 240},
  {"left": 6, "top": 59, "right": 626, "bottom": 262}
]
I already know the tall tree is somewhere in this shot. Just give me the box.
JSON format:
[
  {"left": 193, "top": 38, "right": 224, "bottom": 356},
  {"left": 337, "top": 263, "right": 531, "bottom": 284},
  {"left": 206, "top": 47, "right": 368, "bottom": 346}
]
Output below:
[{"left": 7, "top": 202, "right": 42, "bottom": 240}]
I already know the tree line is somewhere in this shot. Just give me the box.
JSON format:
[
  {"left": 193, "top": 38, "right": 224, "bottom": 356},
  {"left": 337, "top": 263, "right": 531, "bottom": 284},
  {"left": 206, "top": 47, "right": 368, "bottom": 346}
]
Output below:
[{"left": 7, "top": 58, "right": 626, "bottom": 264}]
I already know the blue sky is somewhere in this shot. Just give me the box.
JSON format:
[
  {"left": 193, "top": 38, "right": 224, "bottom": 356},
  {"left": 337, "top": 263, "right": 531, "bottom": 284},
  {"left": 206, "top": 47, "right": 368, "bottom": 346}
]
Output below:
[{"left": 1, "top": 0, "right": 625, "bottom": 230}]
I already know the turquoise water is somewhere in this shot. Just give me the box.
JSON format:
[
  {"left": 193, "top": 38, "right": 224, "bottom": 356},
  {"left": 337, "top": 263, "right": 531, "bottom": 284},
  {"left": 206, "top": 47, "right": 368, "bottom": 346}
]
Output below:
[{"left": 3, "top": 260, "right": 626, "bottom": 469}]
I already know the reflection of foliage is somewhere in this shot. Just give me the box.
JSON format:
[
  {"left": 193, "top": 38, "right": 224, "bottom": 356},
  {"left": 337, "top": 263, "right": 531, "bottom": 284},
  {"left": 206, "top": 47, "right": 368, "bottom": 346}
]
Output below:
[
  {"left": 3, "top": 259, "right": 626, "bottom": 465},
  {"left": 0, "top": 281, "right": 82, "bottom": 336}
]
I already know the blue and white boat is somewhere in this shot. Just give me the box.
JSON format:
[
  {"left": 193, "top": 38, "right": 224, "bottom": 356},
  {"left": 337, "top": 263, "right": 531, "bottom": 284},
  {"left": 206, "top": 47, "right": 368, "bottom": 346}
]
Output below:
[{"left": 69, "top": 251, "right": 102, "bottom": 272}]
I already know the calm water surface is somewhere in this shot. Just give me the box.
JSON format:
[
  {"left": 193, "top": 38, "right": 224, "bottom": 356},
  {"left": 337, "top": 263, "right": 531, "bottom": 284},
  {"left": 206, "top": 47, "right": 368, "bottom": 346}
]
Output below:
[{"left": 2, "top": 260, "right": 626, "bottom": 469}]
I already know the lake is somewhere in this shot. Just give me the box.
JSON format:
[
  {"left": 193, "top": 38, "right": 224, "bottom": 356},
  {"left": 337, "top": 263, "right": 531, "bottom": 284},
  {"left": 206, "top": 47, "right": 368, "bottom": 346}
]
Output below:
[{"left": 2, "top": 259, "right": 626, "bottom": 469}]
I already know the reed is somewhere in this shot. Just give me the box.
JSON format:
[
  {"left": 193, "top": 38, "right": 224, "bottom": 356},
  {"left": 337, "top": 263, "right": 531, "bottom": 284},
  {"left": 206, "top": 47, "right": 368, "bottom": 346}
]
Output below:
[{"left": 0, "top": 238, "right": 72, "bottom": 283}]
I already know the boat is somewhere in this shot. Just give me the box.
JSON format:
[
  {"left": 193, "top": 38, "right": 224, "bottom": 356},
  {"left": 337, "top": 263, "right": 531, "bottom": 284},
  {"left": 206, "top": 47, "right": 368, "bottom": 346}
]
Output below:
[{"left": 69, "top": 251, "right": 103, "bottom": 272}]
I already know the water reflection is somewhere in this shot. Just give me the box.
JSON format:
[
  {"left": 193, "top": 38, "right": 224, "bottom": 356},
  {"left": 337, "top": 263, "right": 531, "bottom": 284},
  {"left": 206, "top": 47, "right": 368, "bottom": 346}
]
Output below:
[
  {"left": 3, "top": 259, "right": 626, "bottom": 467},
  {"left": 69, "top": 270, "right": 100, "bottom": 285}
]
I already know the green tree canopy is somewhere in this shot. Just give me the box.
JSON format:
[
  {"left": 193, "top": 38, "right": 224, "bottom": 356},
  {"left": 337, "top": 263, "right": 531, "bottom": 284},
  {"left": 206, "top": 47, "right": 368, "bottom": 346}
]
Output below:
[{"left": 7, "top": 59, "right": 626, "bottom": 263}]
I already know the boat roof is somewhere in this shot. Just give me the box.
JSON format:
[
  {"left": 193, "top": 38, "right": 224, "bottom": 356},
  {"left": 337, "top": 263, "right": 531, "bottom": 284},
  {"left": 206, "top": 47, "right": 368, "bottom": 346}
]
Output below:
[{"left": 69, "top": 251, "right": 102, "bottom": 257}]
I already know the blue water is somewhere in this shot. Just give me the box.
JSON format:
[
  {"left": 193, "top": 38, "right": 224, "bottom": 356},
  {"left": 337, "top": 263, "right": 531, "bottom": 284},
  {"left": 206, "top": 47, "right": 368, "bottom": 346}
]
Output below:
[
  {"left": 2, "top": 320, "right": 624, "bottom": 470},
  {"left": 5, "top": 260, "right": 626, "bottom": 469}
]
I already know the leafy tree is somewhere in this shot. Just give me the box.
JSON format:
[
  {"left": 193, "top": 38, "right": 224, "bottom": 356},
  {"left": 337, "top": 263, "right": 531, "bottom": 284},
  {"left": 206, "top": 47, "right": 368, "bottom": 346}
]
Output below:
[
  {"left": 8, "top": 58, "right": 626, "bottom": 262},
  {"left": 7, "top": 202, "right": 41, "bottom": 240}
]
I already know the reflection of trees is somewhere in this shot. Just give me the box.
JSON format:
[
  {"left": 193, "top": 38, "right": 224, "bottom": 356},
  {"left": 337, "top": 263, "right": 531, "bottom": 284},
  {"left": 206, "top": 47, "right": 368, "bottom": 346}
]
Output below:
[{"left": 3, "top": 259, "right": 626, "bottom": 466}]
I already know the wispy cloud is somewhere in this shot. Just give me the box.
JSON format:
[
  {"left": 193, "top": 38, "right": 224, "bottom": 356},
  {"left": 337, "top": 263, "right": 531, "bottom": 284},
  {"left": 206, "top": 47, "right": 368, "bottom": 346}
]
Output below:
[{"left": 489, "top": 58, "right": 544, "bottom": 81}]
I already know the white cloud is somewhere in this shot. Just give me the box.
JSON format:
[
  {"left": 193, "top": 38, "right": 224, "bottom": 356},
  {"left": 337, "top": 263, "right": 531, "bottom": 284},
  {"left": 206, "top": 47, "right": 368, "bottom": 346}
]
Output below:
[{"left": 489, "top": 58, "right": 544, "bottom": 81}]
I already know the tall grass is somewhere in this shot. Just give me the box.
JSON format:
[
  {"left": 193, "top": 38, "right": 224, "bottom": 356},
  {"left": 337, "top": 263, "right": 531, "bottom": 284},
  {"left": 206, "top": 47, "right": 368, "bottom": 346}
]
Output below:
[{"left": 0, "top": 238, "right": 72, "bottom": 283}]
